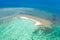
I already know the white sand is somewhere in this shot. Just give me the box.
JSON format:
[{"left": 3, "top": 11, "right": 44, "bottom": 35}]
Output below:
[
  {"left": 16, "top": 14, "right": 52, "bottom": 26},
  {"left": 20, "top": 16, "right": 42, "bottom": 26}
]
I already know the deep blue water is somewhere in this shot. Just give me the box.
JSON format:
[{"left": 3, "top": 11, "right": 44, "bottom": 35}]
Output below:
[{"left": 0, "top": 0, "right": 60, "bottom": 14}]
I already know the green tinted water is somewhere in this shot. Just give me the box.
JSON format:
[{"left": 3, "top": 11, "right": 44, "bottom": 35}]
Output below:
[{"left": 0, "top": 17, "right": 60, "bottom": 40}]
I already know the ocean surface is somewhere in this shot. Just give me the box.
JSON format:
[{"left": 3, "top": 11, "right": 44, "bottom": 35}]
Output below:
[{"left": 0, "top": 0, "right": 60, "bottom": 40}]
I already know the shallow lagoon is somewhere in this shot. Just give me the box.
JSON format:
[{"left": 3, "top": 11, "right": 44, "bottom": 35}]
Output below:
[{"left": 0, "top": 8, "right": 60, "bottom": 40}]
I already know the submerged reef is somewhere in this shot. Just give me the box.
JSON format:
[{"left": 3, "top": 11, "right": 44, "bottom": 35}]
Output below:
[{"left": 0, "top": 8, "right": 60, "bottom": 40}]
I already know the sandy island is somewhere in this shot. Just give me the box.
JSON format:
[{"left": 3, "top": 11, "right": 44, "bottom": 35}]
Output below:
[
  {"left": 0, "top": 14, "right": 52, "bottom": 27},
  {"left": 20, "top": 16, "right": 42, "bottom": 26},
  {"left": 16, "top": 14, "right": 52, "bottom": 27}
]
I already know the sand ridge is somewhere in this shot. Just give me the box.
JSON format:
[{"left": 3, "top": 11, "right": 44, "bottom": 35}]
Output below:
[
  {"left": 0, "top": 14, "right": 52, "bottom": 27},
  {"left": 16, "top": 14, "right": 52, "bottom": 27}
]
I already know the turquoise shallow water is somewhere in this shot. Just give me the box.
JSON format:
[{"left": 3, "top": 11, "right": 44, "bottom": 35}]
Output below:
[
  {"left": 0, "top": 17, "right": 37, "bottom": 40},
  {"left": 0, "top": 8, "right": 60, "bottom": 40},
  {"left": 32, "top": 25, "right": 60, "bottom": 40},
  {"left": 0, "top": 17, "right": 60, "bottom": 40}
]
